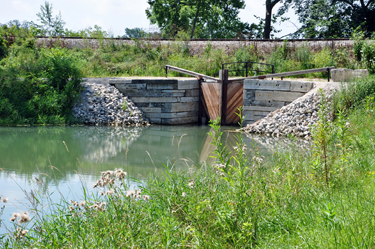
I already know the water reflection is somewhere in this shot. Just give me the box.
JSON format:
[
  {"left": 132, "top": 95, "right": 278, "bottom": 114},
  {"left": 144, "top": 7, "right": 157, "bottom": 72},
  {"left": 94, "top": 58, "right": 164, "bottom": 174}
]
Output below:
[{"left": 0, "top": 125, "right": 310, "bottom": 234}]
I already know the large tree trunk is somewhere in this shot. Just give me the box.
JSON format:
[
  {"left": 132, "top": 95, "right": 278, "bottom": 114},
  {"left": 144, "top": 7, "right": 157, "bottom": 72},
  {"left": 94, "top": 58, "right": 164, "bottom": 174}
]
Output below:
[
  {"left": 191, "top": 0, "right": 202, "bottom": 39},
  {"left": 264, "top": 0, "right": 280, "bottom": 39},
  {"left": 264, "top": 3, "right": 273, "bottom": 39}
]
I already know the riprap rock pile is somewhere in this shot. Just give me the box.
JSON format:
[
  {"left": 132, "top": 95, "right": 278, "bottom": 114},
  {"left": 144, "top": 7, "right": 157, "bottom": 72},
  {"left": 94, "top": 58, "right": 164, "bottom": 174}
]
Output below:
[
  {"left": 73, "top": 82, "right": 149, "bottom": 126},
  {"left": 244, "top": 88, "right": 335, "bottom": 139}
]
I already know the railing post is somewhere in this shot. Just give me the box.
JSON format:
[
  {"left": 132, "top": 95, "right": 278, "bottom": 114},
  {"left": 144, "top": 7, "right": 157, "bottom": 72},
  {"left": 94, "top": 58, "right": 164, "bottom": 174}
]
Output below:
[
  {"left": 220, "top": 69, "right": 229, "bottom": 125},
  {"left": 327, "top": 68, "right": 331, "bottom": 82},
  {"left": 246, "top": 62, "right": 249, "bottom": 78}
]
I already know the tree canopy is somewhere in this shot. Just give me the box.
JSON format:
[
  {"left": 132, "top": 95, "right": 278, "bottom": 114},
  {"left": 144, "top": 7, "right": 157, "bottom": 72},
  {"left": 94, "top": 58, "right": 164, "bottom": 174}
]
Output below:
[
  {"left": 145, "top": 0, "right": 250, "bottom": 39},
  {"left": 35, "top": 1, "right": 65, "bottom": 36},
  {"left": 285, "top": 0, "right": 375, "bottom": 38}
]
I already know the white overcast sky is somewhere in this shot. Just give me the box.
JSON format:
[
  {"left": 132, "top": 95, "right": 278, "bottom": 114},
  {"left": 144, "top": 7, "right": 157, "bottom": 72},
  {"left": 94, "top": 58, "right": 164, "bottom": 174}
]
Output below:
[{"left": 0, "top": 0, "right": 300, "bottom": 38}]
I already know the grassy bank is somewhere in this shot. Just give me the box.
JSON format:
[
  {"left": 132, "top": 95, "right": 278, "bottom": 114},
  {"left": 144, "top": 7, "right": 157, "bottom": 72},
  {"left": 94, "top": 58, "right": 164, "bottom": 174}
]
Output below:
[
  {"left": 1, "top": 32, "right": 374, "bottom": 125},
  {"left": 1, "top": 77, "right": 375, "bottom": 248}
]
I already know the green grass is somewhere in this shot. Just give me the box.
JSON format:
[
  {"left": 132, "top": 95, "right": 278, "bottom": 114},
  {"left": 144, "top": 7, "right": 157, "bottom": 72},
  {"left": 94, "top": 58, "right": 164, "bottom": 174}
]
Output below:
[
  {"left": 0, "top": 35, "right": 371, "bottom": 126},
  {"left": 2, "top": 83, "right": 375, "bottom": 247}
]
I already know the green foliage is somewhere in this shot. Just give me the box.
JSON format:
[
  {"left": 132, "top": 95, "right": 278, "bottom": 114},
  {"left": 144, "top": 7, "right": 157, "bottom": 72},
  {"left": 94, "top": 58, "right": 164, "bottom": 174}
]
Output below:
[
  {"left": 311, "top": 90, "right": 334, "bottom": 185},
  {"left": 294, "top": 43, "right": 313, "bottom": 69},
  {"left": 0, "top": 41, "right": 83, "bottom": 125},
  {"left": 122, "top": 102, "right": 128, "bottom": 111},
  {"left": 351, "top": 29, "right": 375, "bottom": 73},
  {"left": 0, "top": 37, "right": 8, "bottom": 60},
  {"left": 64, "top": 25, "right": 109, "bottom": 39},
  {"left": 352, "top": 28, "right": 365, "bottom": 62},
  {"left": 35, "top": 1, "right": 66, "bottom": 36},
  {"left": 313, "top": 48, "right": 334, "bottom": 68},
  {"left": 333, "top": 75, "right": 375, "bottom": 114},
  {"left": 334, "top": 47, "right": 355, "bottom": 69},
  {"left": 288, "top": 0, "right": 375, "bottom": 38},
  {"left": 361, "top": 40, "right": 375, "bottom": 74},
  {"left": 146, "top": 0, "right": 250, "bottom": 39},
  {"left": 124, "top": 27, "right": 146, "bottom": 38}
]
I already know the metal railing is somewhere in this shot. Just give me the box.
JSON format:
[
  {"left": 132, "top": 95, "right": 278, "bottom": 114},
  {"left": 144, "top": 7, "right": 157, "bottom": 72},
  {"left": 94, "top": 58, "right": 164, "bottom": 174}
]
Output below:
[
  {"left": 229, "top": 66, "right": 335, "bottom": 83},
  {"left": 165, "top": 65, "right": 218, "bottom": 81},
  {"left": 214, "top": 61, "right": 275, "bottom": 78}
]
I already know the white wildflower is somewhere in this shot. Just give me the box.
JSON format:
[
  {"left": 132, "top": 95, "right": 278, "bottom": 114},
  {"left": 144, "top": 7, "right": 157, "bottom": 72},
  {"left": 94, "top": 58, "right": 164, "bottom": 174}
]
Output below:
[
  {"left": 188, "top": 180, "right": 195, "bottom": 189},
  {"left": 18, "top": 212, "right": 31, "bottom": 224},
  {"left": 126, "top": 190, "right": 135, "bottom": 197},
  {"left": 106, "top": 189, "right": 115, "bottom": 195},
  {"left": 182, "top": 192, "right": 187, "bottom": 197}
]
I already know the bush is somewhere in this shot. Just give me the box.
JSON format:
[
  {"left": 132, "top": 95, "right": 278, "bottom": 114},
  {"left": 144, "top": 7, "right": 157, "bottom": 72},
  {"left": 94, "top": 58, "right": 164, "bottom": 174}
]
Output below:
[
  {"left": 333, "top": 75, "right": 375, "bottom": 114},
  {"left": 351, "top": 29, "right": 375, "bottom": 73},
  {"left": 294, "top": 44, "right": 313, "bottom": 70},
  {"left": 0, "top": 37, "right": 8, "bottom": 60},
  {"left": 0, "top": 44, "right": 83, "bottom": 125},
  {"left": 361, "top": 41, "right": 375, "bottom": 74}
]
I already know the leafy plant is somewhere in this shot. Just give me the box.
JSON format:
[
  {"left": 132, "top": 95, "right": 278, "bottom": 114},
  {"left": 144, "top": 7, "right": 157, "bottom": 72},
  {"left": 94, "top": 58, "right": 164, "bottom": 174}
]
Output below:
[
  {"left": 122, "top": 102, "right": 128, "bottom": 111},
  {"left": 311, "top": 89, "right": 334, "bottom": 185}
]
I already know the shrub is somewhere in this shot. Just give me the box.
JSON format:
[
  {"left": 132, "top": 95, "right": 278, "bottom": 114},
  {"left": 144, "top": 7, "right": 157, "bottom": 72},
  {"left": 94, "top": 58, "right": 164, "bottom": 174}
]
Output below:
[
  {"left": 295, "top": 44, "right": 313, "bottom": 70},
  {"left": 333, "top": 75, "right": 375, "bottom": 114},
  {"left": 0, "top": 44, "right": 83, "bottom": 125},
  {"left": 361, "top": 40, "right": 375, "bottom": 74}
]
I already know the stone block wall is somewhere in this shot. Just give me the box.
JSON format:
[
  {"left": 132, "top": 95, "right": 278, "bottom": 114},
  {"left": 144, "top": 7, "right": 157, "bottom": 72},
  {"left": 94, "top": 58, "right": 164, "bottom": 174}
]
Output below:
[
  {"left": 331, "top": 69, "right": 369, "bottom": 82},
  {"left": 109, "top": 79, "right": 199, "bottom": 125},
  {"left": 35, "top": 37, "right": 354, "bottom": 57},
  {"left": 243, "top": 79, "right": 314, "bottom": 125}
]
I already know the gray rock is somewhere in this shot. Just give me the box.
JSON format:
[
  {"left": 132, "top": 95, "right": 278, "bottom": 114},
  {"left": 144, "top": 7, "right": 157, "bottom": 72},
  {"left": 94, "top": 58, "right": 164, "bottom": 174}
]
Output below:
[{"left": 73, "top": 82, "right": 149, "bottom": 127}]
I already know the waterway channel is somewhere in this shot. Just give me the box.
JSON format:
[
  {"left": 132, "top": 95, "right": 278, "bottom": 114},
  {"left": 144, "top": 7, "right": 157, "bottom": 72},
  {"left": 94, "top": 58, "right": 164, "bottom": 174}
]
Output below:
[{"left": 0, "top": 125, "right": 310, "bottom": 235}]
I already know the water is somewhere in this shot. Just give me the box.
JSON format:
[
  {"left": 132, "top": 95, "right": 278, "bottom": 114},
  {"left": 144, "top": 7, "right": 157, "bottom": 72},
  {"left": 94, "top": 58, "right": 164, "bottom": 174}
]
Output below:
[{"left": 0, "top": 125, "right": 310, "bottom": 235}]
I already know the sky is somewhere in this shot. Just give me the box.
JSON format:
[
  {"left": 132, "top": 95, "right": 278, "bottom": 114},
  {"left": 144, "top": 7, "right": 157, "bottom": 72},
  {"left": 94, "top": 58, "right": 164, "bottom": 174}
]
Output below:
[{"left": 0, "top": 0, "right": 300, "bottom": 38}]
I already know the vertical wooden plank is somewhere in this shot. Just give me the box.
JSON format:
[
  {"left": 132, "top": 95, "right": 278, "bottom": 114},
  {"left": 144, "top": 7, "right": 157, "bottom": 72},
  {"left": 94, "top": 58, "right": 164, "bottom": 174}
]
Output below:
[
  {"left": 198, "top": 79, "right": 202, "bottom": 124},
  {"left": 221, "top": 69, "right": 229, "bottom": 125}
]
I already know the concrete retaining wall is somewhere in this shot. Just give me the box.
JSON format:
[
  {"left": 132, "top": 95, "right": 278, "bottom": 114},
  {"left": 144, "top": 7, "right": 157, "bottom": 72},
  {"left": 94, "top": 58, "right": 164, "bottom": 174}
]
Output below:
[
  {"left": 331, "top": 69, "right": 369, "bottom": 82},
  {"left": 243, "top": 79, "right": 314, "bottom": 125},
  {"left": 109, "top": 79, "right": 199, "bottom": 125}
]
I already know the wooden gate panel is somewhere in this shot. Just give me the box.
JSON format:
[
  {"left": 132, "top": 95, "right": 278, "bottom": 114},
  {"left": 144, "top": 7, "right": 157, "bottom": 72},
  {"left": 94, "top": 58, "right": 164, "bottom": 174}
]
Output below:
[
  {"left": 225, "top": 82, "right": 243, "bottom": 125},
  {"left": 201, "top": 83, "right": 222, "bottom": 121}
]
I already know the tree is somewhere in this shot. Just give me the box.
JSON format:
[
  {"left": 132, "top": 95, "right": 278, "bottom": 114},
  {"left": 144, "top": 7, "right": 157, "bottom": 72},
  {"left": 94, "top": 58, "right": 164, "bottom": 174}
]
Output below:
[
  {"left": 36, "top": 1, "right": 65, "bottom": 36},
  {"left": 145, "top": 0, "right": 250, "bottom": 39},
  {"left": 285, "top": 0, "right": 375, "bottom": 38},
  {"left": 124, "top": 28, "right": 146, "bottom": 38},
  {"left": 264, "top": 0, "right": 282, "bottom": 39}
]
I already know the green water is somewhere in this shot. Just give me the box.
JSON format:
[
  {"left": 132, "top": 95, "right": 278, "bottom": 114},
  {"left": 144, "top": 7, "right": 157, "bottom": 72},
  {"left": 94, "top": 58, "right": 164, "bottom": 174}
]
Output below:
[{"left": 0, "top": 125, "right": 308, "bottom": 234}]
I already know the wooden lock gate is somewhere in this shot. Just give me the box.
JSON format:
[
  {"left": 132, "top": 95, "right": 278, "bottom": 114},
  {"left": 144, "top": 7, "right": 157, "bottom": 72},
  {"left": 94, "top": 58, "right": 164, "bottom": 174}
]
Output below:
[
  {"left": 199, "top": 69, "right": 243, "bottom": 125},
  {"left": 164, "top": 65, "right": 243, "bottom": 125},
  {"left": 165, "top": 65, "right": 334, "bottom": 126}
]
